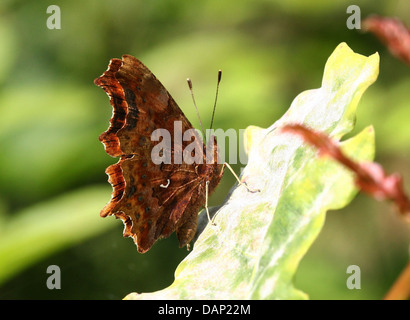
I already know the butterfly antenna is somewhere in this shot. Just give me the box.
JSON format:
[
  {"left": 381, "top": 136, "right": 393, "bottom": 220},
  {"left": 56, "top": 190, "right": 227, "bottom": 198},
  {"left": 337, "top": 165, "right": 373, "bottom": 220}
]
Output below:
[
  {"left": 187, "top": 78, "right": 206, "bottom": 139},
  {"left": 209, "top": 69, "right": 222, "bottom": 131}
]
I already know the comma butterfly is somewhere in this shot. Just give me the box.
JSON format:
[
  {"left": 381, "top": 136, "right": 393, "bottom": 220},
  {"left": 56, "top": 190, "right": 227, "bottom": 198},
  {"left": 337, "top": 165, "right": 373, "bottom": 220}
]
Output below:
[{"left": 95, "top": 55, "right": 224, "bottom": 253}]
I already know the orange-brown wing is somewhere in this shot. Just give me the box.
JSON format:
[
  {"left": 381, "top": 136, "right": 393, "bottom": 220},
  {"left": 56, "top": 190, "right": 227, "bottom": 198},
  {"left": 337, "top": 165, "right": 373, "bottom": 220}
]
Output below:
[
  {"left": 95, "top": 58, "right": 127, "bottom": 157},
  {"left": 95, "top": 55, "right": 208, "bottom": 253},
  {"left": 109, "top": 55, "right": 196, "bottom": 156},
  {"left": 104, "top": 157, "right": 202, "bottom": 253}
]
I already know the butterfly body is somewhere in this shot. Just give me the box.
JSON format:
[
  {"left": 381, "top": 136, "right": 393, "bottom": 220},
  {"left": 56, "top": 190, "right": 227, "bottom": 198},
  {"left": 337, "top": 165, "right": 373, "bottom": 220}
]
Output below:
[{"left": 95, "top": 55, "right": 223, "bottom": 253}]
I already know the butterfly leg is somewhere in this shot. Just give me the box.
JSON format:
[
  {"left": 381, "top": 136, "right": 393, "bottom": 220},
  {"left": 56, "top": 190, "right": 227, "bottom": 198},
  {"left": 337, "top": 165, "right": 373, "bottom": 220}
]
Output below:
[
  {"left": 222, "top": 162, "right": 260, "bottom": 193},
  {"left": 205, "top": 181, "right": 217, "bottom": 226}
]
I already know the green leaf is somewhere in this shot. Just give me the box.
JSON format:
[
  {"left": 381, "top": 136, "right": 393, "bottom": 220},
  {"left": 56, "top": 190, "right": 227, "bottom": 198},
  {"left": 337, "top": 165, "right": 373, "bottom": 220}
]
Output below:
[{"left": 125, "top": 43, "right": 379, "bottom": 300}]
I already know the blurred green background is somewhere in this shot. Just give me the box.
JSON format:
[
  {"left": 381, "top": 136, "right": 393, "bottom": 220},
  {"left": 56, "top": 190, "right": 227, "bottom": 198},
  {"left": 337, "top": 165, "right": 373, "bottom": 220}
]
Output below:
[{"left": 0, "top": 0, "right": 409, "bottom": 299}]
